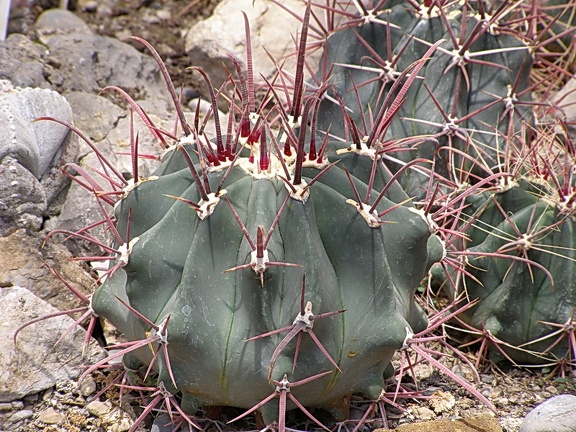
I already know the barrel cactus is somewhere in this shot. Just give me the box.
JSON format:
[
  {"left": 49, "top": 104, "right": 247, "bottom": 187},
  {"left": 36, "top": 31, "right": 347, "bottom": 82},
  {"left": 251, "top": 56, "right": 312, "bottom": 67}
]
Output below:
[
  {"left": 48, "top": 5, "right": 449, "bottom": 429},
  {"left": 439, "top": 125, "right": 576, "bottom": 370},
  {"left": 90, "top": 130, "right": 443, "bottom": 422},
  {"left": 316, "top": 0, "right": 535, "bottom": 199}
]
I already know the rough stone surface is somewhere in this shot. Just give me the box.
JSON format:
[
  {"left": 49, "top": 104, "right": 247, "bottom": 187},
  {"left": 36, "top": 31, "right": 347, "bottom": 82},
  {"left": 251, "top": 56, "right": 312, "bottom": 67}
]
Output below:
[
  {"left": 86, "top": 400, "right": 132, "bottom": 431},
  {"left": 0, "top": 79, "right": 73, "bottom": 179},
  {"left": 51, "top": 173, "right": 115, "bottom": 257},
  {"left": 86, "top": 400, "right": 112, "bottom": 417},
  {"left": 37, "top": 406, "right": 63, "bottom": 424},
  {"left": 553, "top": 77, "right": 576, "bottom": 138},
  {"left": 520, "top": 394, "right": 576, "bottom": 432},
  {"left": 7, "top": 409, "right": 34, "bottom": 424},
  {"left": 103, "top": 111, "right": 167, "bottom": 177},
  {"left": 151, "top": 413, "right": 173, "bottom": 432},
  {"left": 0, "top": 286, "right": 106, "bottom": 403},
  {"left": 65, "top": 91, "right": 124, "bottom": 145},
  {"left": 184, "top": 0, "right": 314, "bottom": 94},
  {"left": 44, "top": 32, "right": 163, "bottom": 98},
  {"left": 0, "top": 229, "right": 94, "bottom": 311},
  {"left": 0, "top": 34, "right": 49, "bottom": 89},
  {"left": 34, "top": 9, "right": 93, "bottom": 45}
]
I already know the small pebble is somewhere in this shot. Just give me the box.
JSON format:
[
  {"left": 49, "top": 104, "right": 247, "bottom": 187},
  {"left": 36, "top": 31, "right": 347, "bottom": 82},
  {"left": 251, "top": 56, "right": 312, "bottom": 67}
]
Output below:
[
  {"left": 429, "top": 390, "right": 455, "bottom": 414},
  {"left": 42, "top": 387, "right": 54, "bottom": 401},
  {"left": 37, "top": 407, "right": 63, "bottom": 424},
  {"left": 412, "top": 406, "right": 435, "bottom": 420},
  {"left": 78, "top": 376, "right": 97, "bottom": 397},
  {"left": 142, "top": 12, "right": 160, "bottom": 25},
  {"left": 480, "top": 374, "right": 494, "bottom": 384},
  {"left": 481, "top": 386, "right": 494, "bottom": 398},
  {"left": 8, "top": 409, "right": 34, "bottom": 423},
  {"left": 521, "top": 394, "right": 576, "bottom": 432},
  {"left": 151, "top": 413, "right": 173, "bottom": 432},
  {"left": 86, "top": 400, "right": 112, "bottom": 417},
  {"left": 0, "top": 403, "right": 13, "bottom": 411},
  {"left": 100, "top": 406, "right": 133, "bottom": 432},
  {"left": 156, "top": 10, "right": 171, "bottom": 21},
  {"left": 82, "top": 1, "right": 98, "bottom": 12},
  {"left": 545, "top": 385, "right": 558, "bottom": 395},
  {"left": 11, "top": 401, "right": 24, "bottom": 410}
]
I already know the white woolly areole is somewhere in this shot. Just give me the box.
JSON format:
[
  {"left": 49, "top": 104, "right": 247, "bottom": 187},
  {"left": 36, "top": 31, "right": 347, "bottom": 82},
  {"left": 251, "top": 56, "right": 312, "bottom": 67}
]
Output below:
[
  {"left": 293, "top": 301, "right": 314, "bottom": 328},
  {"left": 118, "top": 236, "right": 140, "bottom": 266},
  {"left": 122, "top": 176, "right": 159, "bottom": 198},
  {"left": 197, "top": 192, "right": 221, "bottom": 220},
  {"left": 408, "top": 207, "right": 438, "bottom": 233},
  {"left": 402, "top": 326, "right": 414, "bottom": 349},
  {"left": 287, "top": 179, "right": 310, "bottom": 203},
  {"left": 250, "top": 249, "right": 270, "bottom": 274},
  {"left": 336, "top": 140, "right": 378, "bottom": 160},
  {"left": 302, "top": 154, "right": 329, "bottom": 170},
  {"left": 156, "top": 317, "right": 170, "bottom": 344},
  {"left": 347, "top": 199, "right": 381, "bottom": 228}
]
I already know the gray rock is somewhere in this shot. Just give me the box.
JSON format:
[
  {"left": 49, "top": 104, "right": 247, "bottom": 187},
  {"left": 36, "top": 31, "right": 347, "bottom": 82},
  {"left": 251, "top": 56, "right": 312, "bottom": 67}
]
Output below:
[
  {"left": 0, "top": 80, "right": 73, "bottom": 179},
  {"left": 0, "top": 286, "right": 106, "bottom": 403},
  {"left": 65, "top": 91, "right": 125, "bottom": 145},
  {"left": 184, "top": 0, "right": 316, "bottom": 94},
  {"left": 10, "top": 401, "right": 23, "bottom": 410},
  {"left": 151, "top": 413, "right": 174, "bottom": 432},
  {"left": 554, "top": 77, "right": 576, "bottom": 138},
  {"left": 7, "top": 409, "right": 34, "bottom": 424},
  {"left": 104, "top": 112, "right": 165, "bottom": 178},
  {"left": 78, "top": 375, "right": 97, "bottom": 397},
  {"left": 34, "top": 9, "right": 93, "bottom": 45},
  {"left": 520, "top": 394, "right": 576, "bottom": 432},
  {"left": 0, "top": 34, "right": 48, "bottom": 89},
  {"left": 53, "top": 171, "right": 114, "bottom": 257},
  {"left": 0, "top": 228, "right": 94, "bottom": 315},
  {"left": 44, "top": 33, "right": 164, "bottom": 99}
]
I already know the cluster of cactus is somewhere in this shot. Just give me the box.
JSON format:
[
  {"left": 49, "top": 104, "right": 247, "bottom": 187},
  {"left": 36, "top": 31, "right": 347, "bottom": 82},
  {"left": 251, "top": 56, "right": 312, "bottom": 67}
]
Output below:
[
  {"left": 316, "top": 0, "right": 535, "bottom": 199},
  {"left": 313, "top": 0, "right": 576, "bottom": 370},
  {"left": 35, "top": 0, "right": 576, "bottom": 430}
]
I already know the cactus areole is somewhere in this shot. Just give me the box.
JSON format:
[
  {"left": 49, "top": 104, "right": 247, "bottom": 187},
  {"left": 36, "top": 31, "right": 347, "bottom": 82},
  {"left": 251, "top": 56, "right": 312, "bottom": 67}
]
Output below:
[{"left": 91, "top": 128, "right": 443, "bottom": 421}]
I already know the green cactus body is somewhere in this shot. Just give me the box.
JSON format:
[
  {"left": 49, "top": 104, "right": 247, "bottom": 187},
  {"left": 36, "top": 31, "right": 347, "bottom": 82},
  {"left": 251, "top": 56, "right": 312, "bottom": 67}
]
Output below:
[
  {"left": 455, "top": 181, "right": 576, "bottom": 363},
  {"left": 317, "top": 2, "right": 533, "bottom": 199},
  {"left": 91, "top": 136, "right": 442, "bottom": 419}
]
